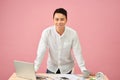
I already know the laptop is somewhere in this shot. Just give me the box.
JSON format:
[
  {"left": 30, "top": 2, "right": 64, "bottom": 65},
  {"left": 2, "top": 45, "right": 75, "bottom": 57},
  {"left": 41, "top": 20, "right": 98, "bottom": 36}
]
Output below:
[{"left": 14, "top": 60, "right": 47, "bottom": 80}]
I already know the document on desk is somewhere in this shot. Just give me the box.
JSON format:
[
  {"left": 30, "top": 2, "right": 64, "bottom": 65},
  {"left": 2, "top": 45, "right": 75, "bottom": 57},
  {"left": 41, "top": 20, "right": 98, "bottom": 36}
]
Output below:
[{"left": 52, "top": 74, "right": 85, "bottom": 80}]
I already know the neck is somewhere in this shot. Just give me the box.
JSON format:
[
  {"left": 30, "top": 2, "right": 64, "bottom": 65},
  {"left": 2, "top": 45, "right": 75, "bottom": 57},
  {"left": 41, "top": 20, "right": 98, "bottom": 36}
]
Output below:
[{"left": 56, "top": 27, "right": 65, "bottom": 36}]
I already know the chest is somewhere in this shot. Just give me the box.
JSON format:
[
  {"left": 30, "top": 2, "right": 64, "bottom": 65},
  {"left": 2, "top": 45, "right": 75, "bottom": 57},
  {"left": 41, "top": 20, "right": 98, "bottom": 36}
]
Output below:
[{"left": 48, "top": 35, "right": 73, "bottom": 49}]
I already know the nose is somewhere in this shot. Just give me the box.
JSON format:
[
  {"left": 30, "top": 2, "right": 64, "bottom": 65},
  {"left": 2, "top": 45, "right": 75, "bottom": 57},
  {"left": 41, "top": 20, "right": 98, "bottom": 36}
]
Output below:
[{"left": 58, "top": 20, "right": 62, "bottom": 23}]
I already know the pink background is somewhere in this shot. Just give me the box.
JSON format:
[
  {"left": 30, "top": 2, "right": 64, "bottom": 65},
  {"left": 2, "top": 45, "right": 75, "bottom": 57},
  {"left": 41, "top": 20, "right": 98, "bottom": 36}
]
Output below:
[{"left": 0, "top": 0, "right": 120, "bottom": 80}]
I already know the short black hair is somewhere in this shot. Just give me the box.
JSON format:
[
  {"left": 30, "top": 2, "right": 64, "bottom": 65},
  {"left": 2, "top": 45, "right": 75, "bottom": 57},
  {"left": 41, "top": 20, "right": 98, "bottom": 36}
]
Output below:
[{"left": 53, "top": 8, "right": 67, "bottom": 19}]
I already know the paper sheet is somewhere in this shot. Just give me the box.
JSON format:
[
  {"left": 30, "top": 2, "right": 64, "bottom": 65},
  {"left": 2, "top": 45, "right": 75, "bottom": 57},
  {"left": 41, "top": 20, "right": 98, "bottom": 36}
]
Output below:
[{"left": 52, "top": 74, "right": 85, "bottom": 80}]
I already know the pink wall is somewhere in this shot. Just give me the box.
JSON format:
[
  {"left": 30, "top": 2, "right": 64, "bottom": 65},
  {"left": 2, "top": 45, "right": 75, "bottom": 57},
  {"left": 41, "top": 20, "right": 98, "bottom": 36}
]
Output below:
[{"left": 0, "top": 0, "right": 120, "bottom": 80}]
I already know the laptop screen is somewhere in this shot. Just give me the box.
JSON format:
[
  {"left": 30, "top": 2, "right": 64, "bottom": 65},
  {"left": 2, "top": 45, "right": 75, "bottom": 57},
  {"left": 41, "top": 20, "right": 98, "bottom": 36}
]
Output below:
[{"left": 14, "top": 60, "right": 36, "bottom": 80}]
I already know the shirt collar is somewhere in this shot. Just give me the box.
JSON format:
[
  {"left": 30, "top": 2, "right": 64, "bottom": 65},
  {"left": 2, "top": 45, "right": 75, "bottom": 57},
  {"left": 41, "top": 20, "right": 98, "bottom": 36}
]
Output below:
[{"left": 53, "top": 25, "right": 67, "bottom": 38}]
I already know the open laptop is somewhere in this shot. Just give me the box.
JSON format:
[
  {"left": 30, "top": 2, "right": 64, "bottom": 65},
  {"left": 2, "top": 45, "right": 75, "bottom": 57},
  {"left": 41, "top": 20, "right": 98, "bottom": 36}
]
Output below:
[{"left": 14, "top": 60, "right": 47, "bottom": 80}]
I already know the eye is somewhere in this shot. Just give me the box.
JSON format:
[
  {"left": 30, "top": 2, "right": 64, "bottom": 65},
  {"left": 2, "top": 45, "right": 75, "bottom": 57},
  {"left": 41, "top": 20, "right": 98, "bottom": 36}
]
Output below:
[
  {"left": 61, "top": 18, "right": 64, "bottom": 21},
  {"left": 55, "top": 18, "right": 59, "bottom": 21}
]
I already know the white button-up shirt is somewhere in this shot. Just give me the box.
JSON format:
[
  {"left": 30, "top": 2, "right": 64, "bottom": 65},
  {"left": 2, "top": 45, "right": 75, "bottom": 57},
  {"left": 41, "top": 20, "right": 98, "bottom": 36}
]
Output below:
[{"left": 34, "top": 26, "right": 87, "bottom": 73}]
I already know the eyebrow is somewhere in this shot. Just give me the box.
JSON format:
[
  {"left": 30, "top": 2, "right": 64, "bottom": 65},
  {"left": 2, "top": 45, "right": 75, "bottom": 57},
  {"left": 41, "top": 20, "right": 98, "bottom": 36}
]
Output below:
[{"left": 55, "top": 18, "right": 65, "bottom": 19}]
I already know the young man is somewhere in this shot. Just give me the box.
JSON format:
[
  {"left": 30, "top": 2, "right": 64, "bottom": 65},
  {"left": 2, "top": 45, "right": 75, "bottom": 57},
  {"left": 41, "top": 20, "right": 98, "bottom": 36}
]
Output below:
[{"left": 34, "top": 8, "right": 90, "bottom": 74}]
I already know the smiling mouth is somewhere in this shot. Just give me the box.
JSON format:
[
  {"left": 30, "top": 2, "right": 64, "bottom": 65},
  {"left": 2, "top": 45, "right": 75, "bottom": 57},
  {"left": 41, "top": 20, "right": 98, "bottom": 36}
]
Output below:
[{"left": 57, "top": 24, "right": 64, "bottom": 26}]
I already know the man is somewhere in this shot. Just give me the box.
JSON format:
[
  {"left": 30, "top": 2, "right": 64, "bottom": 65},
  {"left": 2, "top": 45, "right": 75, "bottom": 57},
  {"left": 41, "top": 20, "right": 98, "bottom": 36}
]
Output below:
[{"left": 34, "top": 8, "right": 90, "bottom": 74}]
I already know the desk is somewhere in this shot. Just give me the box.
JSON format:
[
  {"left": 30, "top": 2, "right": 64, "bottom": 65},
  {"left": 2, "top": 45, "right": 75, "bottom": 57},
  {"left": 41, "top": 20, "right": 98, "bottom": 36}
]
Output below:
[{"left": 9, "top": 73, "right": 108, "bottom": 80}]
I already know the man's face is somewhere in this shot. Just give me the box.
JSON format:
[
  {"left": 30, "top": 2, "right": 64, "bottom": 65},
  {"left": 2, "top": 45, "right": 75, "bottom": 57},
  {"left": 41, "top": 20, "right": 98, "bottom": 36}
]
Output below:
[{"left": 53, "top": 13, "right": 67, "bottom": 30}]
